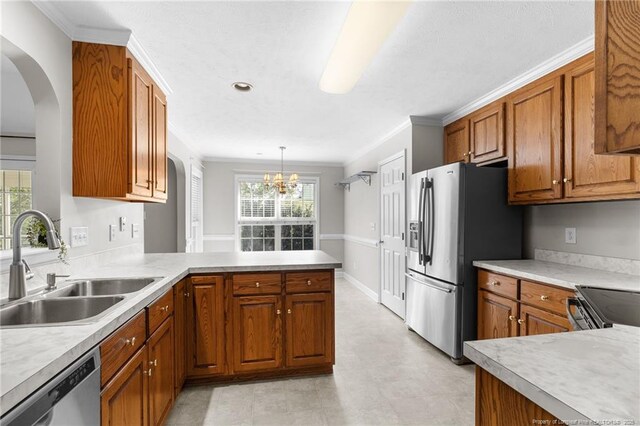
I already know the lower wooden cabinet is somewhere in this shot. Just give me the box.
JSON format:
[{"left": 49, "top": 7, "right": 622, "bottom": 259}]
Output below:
[
  {"left": 519, "top": 304, "right": 571, "bottom": 336},
  {"left": 477, "top": 290, "right": 519, "bottom": 340},
  {"left": 147, "top": 318, "right": 174, "bottom": 426},
  {"left": 285, "top": 292, "right": 334, "bottom": 367},
  {"left": 101, "top": 346, "right": 149, "bottom": 426},
  {"left": 232, "top": 295, "right": 283, "bottom": 372}
]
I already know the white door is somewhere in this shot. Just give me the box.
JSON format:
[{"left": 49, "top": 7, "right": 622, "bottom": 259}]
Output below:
[{"left": 379, "top": 153, "right": 406, "bottom": 319}]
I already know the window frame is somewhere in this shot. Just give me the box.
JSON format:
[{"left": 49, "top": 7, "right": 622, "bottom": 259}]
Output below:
[{"left": 234, "top": 174, "right": 320, "bottom": 252}]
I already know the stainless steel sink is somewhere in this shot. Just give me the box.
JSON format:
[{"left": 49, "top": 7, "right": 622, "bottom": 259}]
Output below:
[
  {"left": 0, "top": 296, "right": 125, "bottom": 328},
  {"left": 48, "top": 278, "right": 158, "bottom": 297}
]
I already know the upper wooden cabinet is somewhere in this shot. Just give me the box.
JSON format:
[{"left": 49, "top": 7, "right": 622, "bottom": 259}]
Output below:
[
  {"left": 72, "top": 41, "right": 167, "bottom": 203},
  {"left": 507, "top": 75, "right": 564, "bottom": 203},
  {"left": 444, "top": 119, "right": 470, "bottom": 164},
  {"left": 594, "top": 0, "right": 640, "bottom": 155},
  {"left": 564, "top": 56, "right": 640, "bottom": 200},
  {"left": 469, "top": 101, "right": 506, "bottom": 164}
]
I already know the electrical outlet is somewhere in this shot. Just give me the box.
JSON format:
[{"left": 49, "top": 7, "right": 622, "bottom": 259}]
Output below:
[
  {"left": 131, "top": 223, "right": 140, "bottom": 239},
  {"left": 109, "top": 225, "right": 117, "bottom": 242},
  {"left": 565, "top": 227, "right": 577, "bottom": 244},
  {"left": 70, "top": 227, "right": 89, "bottom": 248},
  {"left": 370, "top": 222, "right": 376, "bottom": 231},
  {"left": 119, "top": 216, "right": 127, "bottom": 232}
]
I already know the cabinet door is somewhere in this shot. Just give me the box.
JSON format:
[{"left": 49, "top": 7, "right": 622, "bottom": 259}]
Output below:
[
  {"left": 152, "top": 85, "right": 168, "bottom": 200},
  {"left": 565, "top": 56, "right": 640, "bottom": 199},
  {"left": 232, "top": 295, "right": 282, "bottom": 372},
  {"left": 187, "top": 276, "right": 225, "bottom": 377},
  {"left": 148, "top": 318, "right": 174, "bottom": 426},
  {"left": 173, "top": 280, "right": 187, "bottom": 395},
  {"left": 477, "top": 290, "right": 519, "bottom": 340},
  {"left": 507, "top": 76, "right": 563, "bottom": 203},
  {"left": 129, "top": 57, "right": 153, "bottom": 198},
  {"left": 519, "top": 304, "right": 571, "bottom": 336},
  {"left": 101, "top": 346, "right": 149, "bottom": 426},
  {"left": 444, "top": 119, "right": 470, "bottom": 164},
  {"left": 469, "top": 101, "right": 505, "bottom": 164},
  {"left": 285, "top": 293, "right": 334, "bottom": 367}
]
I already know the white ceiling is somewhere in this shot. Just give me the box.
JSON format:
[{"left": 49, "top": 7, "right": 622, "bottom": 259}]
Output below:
[
  {"left": 52, "top": 1, "right": 594, "bottom": 164},
  {"left": 1, "top": 54, "right": 35, "bottom": 137}
]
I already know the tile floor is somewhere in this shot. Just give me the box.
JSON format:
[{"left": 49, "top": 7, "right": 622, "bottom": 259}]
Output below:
[{"left": 167, "top": 278, "right": 475, "bottom": 425}]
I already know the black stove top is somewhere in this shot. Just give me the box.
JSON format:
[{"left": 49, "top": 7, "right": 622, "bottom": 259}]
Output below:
[{"left": 576, "top": 286, "right": 640, "bottom": 328}]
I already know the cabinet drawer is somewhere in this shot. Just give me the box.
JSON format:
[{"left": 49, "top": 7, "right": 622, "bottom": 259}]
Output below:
[
  {"left": 233, "top": 273, "right": 282, "bottom": 296},
  {"left": 100, "top": 310, "right": 146, "bottom": 386},
  {"left": 286, "top": 271, "right": 332, "bottom": 294},
  {"left": 147, "top": 289, "right": 174, "bottom": 336},
  {"left": 478, "top": 270, "right": 518, "bottom": 299},
  {"left": 520, "top": 280, "right": 573, "bottom": 316}
]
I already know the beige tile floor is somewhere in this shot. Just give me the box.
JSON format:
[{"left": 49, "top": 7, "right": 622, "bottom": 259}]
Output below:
[{"left": 167, "top": 278, "right": 475, "bottom": 426}]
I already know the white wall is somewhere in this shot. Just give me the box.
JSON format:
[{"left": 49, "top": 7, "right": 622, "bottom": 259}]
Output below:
[
  {"left": 1, "top": 54, "right": 35, "bottom": 137},
  {"left": 202, "top": 160, "right": 344, "bottom": 262},
  {"left": 144, "top": 160, "right": 178, "bottom": 253}
]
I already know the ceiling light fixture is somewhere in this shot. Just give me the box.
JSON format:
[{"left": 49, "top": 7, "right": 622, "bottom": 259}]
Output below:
[
  {"left": 263, "top": 146, "right": 298, "bottom": 195},
  {"left": 232, "top": 82, "right": 253, "bottom": 92},
  {"left": 319, "top": 0, "right": 412, "bottom": 94}
]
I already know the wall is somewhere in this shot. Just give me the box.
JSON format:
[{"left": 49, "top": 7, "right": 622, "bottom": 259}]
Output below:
[
  {"left": 144, "top": 159, "right": 178, "bottom": 253},
  {"left": 524, "top": 200, "right": 640, "bottom": 260},
  {"left": 1, "top": 54, "right": 35, "bottom": 136},
  {"left": 0, "top": 137, "right": 36, "bottom": 157},
  {"left": 412, "top": 123, "right": 443, "bottom": 174},
  {"left": 202, "top": 160, "right": 344, "bottom": 263}
]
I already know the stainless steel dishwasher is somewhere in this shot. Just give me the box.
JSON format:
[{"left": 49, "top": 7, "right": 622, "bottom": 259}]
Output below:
[{"left": 1, "top": 348, "right": 100, "bottom": 425}]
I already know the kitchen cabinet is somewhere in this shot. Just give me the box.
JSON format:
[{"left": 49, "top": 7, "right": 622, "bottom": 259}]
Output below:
[
  {"left": 173, "top": 280, "right": 187, "bottom": 395},
  {"left": 444, "top": 119, "right": 470, "bottom": 164},
  {"left": 72, "top": 41, "right": 168, "bottom": 203},
  {"left": 285, "top": 292, "right": 333, "bottom": 367},
  {"left": 564, "top": 56, "right": 640, "bottom": 200},
  {"left": 232, "top": 295, "right": 283, "bottom": 372},
  {"left": 477, "top": 269, "right": 573, "bottom": 340},
  {"left": 187, "top": 275, "right": 225, "bottom": 377},
  {"left": 595, "top": 0, "right": 640, "bottom": 155},
  {"left": 507, "top": 75, "right": 564, "bottom": 203},
  {"left": 101, "top": 346, "right": 149, "bottom": 426},
  {"left": 147, "top": 318, "right": 174, "bottom": 426},
  {"left": 469, "top": 100, "right": 506, "bottom": 164}
]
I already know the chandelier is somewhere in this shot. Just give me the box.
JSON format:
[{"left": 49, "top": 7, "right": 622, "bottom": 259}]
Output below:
[{"left": 263, "top": 146, "right": 299, "bottom": 194}]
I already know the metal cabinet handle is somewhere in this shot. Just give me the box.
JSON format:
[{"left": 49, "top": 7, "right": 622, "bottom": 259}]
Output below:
[
  {"left": 508, "top": 315, "right": 515, "bottom": 321},
  {"left": 287, "top": 309, "right": 292, "bottom": 314},
  {"left": 149, "top": 359, "right": 157, "bottom": 367},
  {"left": 184, "top": 292, "right": 189, "bottom": 298},
  {"left": 145, "top": 369, "right": 152, "bottom": 377},
  {"left": 255, "top": 282, "right": 260, "bottom": 288},
  {"left": 277, "top": 309, "right": 281, "bottom": 315},
  {"left": 489, "top": 281, "right": 500, "bottom": 286},
  {"left": 563, "top": 178, "right": 571, "bottom": 183},
  {"left": 124, "top": 337, "right": 136, "bottom": 346},
  {"left": 517, "top": 319, "right": 524, "bottom": 324},
  {"left": 306, "top": 280, "right": 312, "bottom": 286},
  {"left": 540, "top": 295, "right": 549, "bottom": 301},
  {"left": 552, "top": 179, "right": 559, "bottom": 185},
  {"left": 159, "top": 305, "right": 169, "bottom": 312}
]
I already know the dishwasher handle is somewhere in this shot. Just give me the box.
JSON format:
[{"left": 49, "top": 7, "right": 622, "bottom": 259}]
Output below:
[{"left": 566, "top": 297, "right": 591, "bottom": 331}]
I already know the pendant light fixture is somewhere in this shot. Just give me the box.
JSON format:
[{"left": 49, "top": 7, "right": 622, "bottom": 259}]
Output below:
[{"left": 263, "top": 146, "right": 299, "bottom": 194}]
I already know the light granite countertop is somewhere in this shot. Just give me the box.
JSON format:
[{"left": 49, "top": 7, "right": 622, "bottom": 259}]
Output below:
[
  {"left": 473, "top": 259, "right": 640, "bottom": 292},
  {"left": 0, "top": 251, "right": 341, "bottom": 415},
  {"left": 464, "top": 325, "right": 640, "bottom": 423}
]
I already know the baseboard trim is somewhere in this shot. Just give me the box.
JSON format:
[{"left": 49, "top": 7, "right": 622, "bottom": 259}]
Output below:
[{"left": 343, "top": 272, "right": 379, "bottom": 302}]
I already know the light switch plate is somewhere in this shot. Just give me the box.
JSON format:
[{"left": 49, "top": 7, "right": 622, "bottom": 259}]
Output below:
[
  {"left": 131, "top": 223, "right": 140, "bottom": 239},
  {"left": 119, "top": 216, "right": 127, "bottom": 232},
  {"left": 565, "top": 227, "right": 577, "bottom": 244},
  {"left": 109, "top": 225, "right": 117, "bottom": 242},
  {"left": 70, "top": 227, "right": 89, "bottom": 248}
]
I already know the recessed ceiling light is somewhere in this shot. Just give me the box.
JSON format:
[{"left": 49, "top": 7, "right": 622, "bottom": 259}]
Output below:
[
  {"left": 256, "top": 152, "right": 263, "bottom": 156},
  {"left": 232, "top": 82, "right": 253, "bottom": 92}
]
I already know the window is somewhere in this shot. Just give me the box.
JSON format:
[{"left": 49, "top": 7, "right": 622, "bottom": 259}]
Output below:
[
  {"left": 236, "top": 177, "right": 318, "bottom": 252},
  {"left": 1, "top": 170, "right": 33, "bottom": 250},
  {"left": 190, "top": 167, "right": 203, "bottom": 252}
]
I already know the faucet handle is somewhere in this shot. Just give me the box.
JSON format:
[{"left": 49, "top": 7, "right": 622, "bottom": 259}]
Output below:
[
  {"left": 22, "top": 259, "right": 35, "bottom": 280},
  {"left": 46, "top": 273, "right": 70, "bottom": 290}
]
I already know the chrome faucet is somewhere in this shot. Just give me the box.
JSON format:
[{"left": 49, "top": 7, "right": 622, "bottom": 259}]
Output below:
[{"left": 9, "top": 210, "right": 61, "bottom": 300}]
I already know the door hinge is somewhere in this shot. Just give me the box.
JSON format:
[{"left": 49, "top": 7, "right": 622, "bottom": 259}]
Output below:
[
  {"left": 401, "top": 232, "right": 405, "bottom": 241},
  {"left": 402, "top": 292, "right": 405, "bottom": 301},
  {"left": 402, "top": 172, "right": 405, "bottom": 181}
]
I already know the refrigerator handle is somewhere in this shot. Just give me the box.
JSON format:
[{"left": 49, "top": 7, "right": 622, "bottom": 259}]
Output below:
[
  {"left": 427, "top": 178, "right": 435, "bottom": 264},
  {"left": 418, "top": 178, "right": 425, "bottom": 265},
  {"left": 424, "top": 178, "right": 433, "bottom": 264}
]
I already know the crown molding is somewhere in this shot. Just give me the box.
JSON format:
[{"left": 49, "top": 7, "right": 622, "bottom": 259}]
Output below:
[
  {"left": 410, "top": 116, "right": 443, "bottom": 127},
  {"left": 74, "top": 26, "right": 131, "bottom": 47},
  {"left": 127, "top": 33, "right": 172, "bottom": 95},
  {"left": 343, "top": 118, "right": 411, "bottom": 167},
  {"left": 442, "top": 35, "right": 594, "bottom": 126}
]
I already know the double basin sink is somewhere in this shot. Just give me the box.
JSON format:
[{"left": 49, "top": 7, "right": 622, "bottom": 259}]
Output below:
[{"left": 0, "top": 278, "right": 163, "bottom": 328}]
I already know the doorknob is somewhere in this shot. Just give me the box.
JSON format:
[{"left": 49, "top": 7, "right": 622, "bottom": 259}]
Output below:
[{"left": 379, "top": 240, "right": 384, "bottom": 245}]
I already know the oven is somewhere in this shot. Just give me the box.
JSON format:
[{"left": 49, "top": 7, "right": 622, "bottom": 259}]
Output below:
[{"left": 567, "top": 286, "right": 640, "bottom": 330}]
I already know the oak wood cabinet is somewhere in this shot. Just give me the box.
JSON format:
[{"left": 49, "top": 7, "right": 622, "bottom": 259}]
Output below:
[
  {"left": 173, "top": 280, "right": 187, "bottom": 395},
  {"left": 285, "top": 292, "right": 334, "bottom": 367},
  {"left": 469, "top": 101, "right": 506, "bottom": 164},
  {"left": 72, "top": 41, "right": 167, "bottom": 203},
  {"left": 186, "top": 275, "right": 225, "bottom": 377},
  {"left": 595, "top": 0, "right": 640, "bottom": 155},
  {"left": 147, "top": 318, "right": 174, "bottom": 426},
  {"left": 101, "top": 346, "right": 149, "bottom": 426},
  {"left": 444, "top": 119, "right": 470, "bottom": 164},
  {"left": 477, "top": 269, "right": 573, "bottom": 340},
  {"left": 507, "top": 75, "right": 564, "bottom": 203},
  {"left": 232, "top": 295, "right": 283, "bottom": 372}
]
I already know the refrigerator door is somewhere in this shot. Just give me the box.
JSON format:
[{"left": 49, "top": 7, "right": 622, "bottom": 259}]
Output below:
[
  {"left": 407, "top": 171, "right": 427, "bottom": 275},
  {"left": 405, "top": 271, "right": 461, "bottom": 359},
  {"left": 424, "top": 163, "right": 462, "bottom": 285}
]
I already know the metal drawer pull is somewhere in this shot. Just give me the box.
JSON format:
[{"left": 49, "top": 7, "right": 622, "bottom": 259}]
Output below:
[
  {"left": 277, "top": 309, "right": 281, "bottom": 315},
  {"left": 489, "top": 281, "right": 500, "bottom": 286},
  {"left": 307, "top": 280, "right": 312, "bottom": 286},
  {"left": 145, "top": 369, "right": 152, "bottom": 377},
  {"left": 159, "top": 305, "right": 169, "bottom": 312},
  {"left": 517, "top": 319, "right": 524, "bottom": 324},
  {"left": 540, "top": 295, "right": 549, "bottom": 301},
  {"left": 508, "top": 315, "right": 515, "bottom": 321},
  {"left": 287, "top": 309, "right": 292, "bottom": 314},
  {"left": 149, "top": 359, "right": 157, "bottom": 367},
  {"left": 124, "top": 337, "right": 136, "bottom": 346},
  {"left": 255, "top": 282, "right": 260, "bottom": 288},
  {"left": 184, "top": 292, "right": 189, "bottom": 297}
]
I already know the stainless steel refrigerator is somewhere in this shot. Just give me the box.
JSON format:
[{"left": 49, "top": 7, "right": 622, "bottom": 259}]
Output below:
[{"left": 406, "top": 162, "right": 522, "bottom": 362}]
